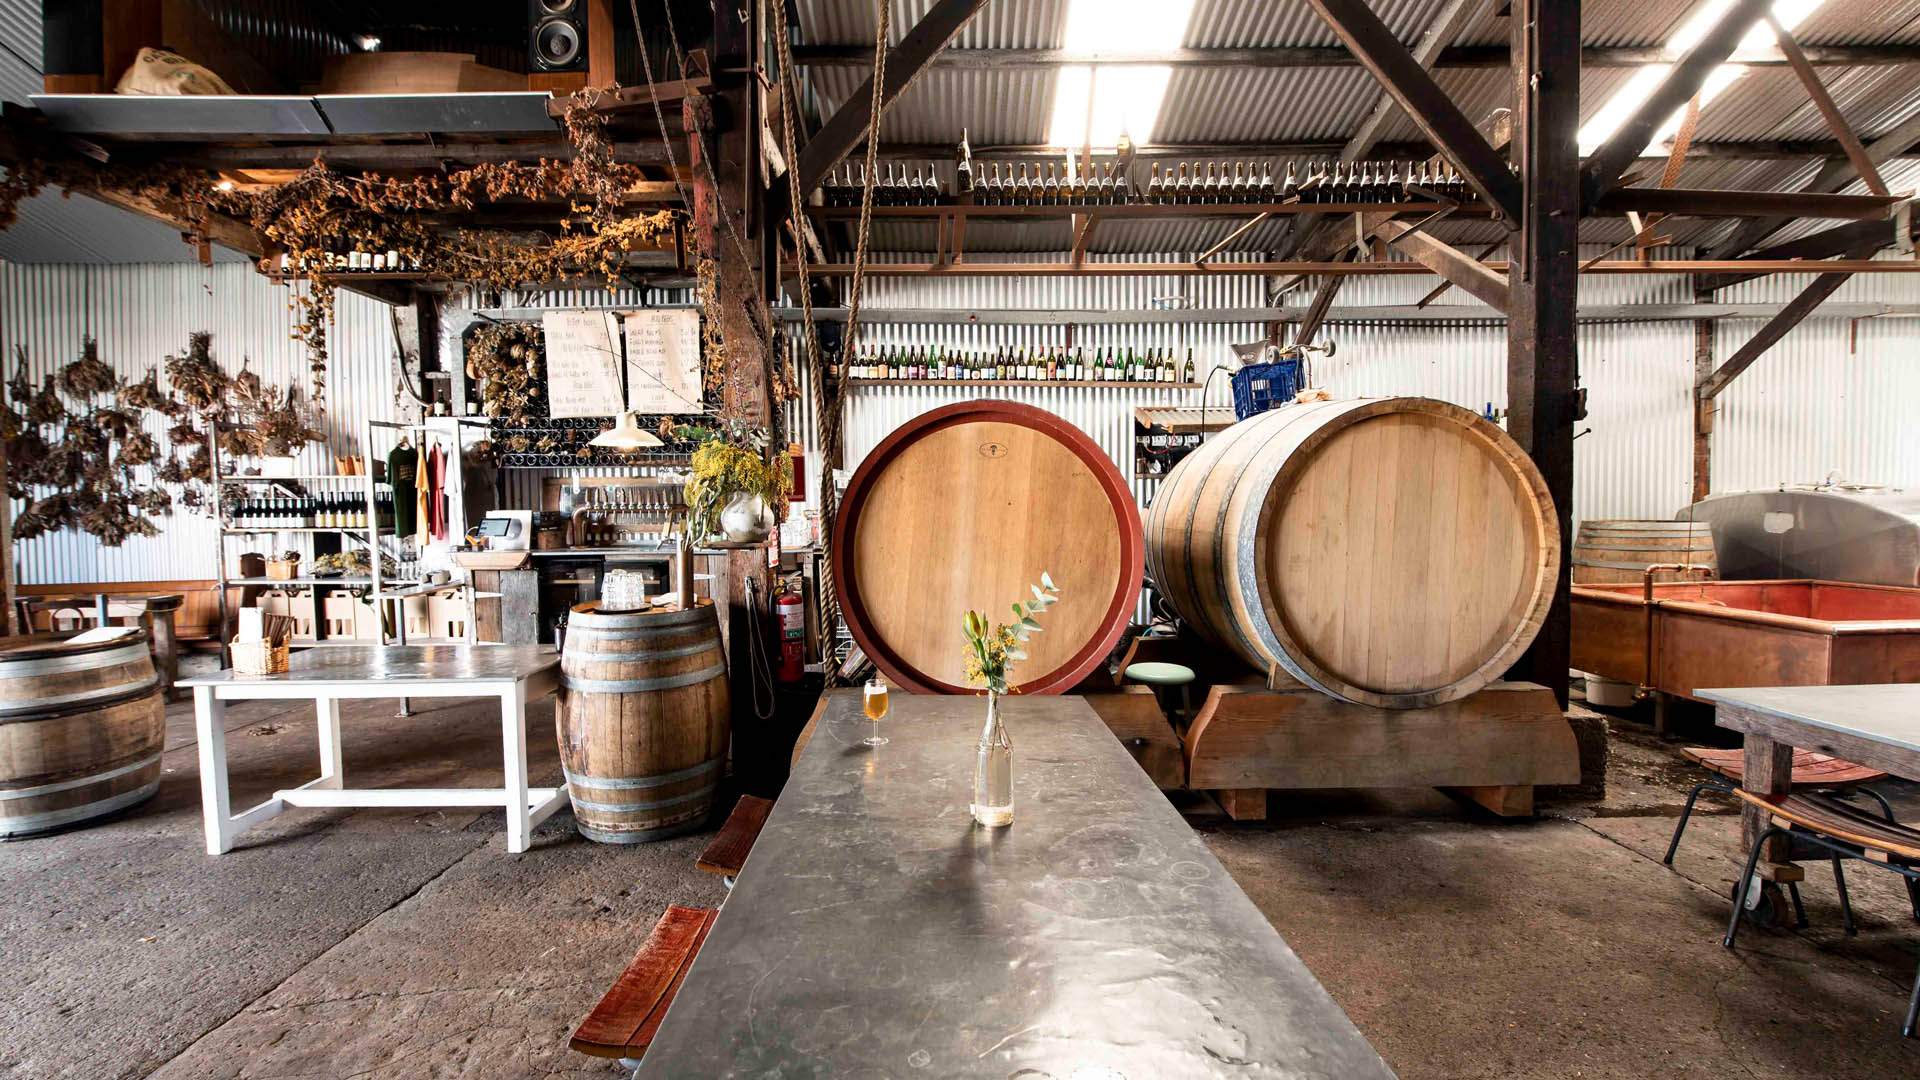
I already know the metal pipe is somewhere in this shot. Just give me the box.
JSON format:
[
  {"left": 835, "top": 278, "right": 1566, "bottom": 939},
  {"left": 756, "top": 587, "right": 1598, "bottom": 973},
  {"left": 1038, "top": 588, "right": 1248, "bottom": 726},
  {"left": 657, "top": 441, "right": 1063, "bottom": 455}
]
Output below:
[{"left": 1635, "top": 563, "right": 1718, "bottom": 700}]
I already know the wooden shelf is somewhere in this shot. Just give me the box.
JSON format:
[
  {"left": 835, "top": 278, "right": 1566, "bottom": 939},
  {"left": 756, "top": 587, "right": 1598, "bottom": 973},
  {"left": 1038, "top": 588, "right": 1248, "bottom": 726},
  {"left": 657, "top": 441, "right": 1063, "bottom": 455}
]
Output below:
[
  {"left": 846, "top": 379, "right": 1198, "bottom": 388},
  {"left": 221, "top": 474, "right": 361, "bottom": 483},
  {"left": 223, "top": 526, "right": 375, "bottom": 534}
]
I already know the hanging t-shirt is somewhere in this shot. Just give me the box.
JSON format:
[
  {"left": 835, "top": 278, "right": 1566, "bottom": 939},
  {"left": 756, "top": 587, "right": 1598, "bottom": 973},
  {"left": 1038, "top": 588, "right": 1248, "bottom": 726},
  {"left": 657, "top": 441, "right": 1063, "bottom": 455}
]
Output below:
[{"left": 386, "top": 442, "right": 418, "bottom": 538}]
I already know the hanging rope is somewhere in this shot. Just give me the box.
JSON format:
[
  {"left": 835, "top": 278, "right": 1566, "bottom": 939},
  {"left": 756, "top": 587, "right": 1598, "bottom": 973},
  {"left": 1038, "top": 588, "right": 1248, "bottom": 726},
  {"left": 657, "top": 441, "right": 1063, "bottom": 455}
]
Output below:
[{"left": 771, "top": 0, "right": 889, "bottom": 684}]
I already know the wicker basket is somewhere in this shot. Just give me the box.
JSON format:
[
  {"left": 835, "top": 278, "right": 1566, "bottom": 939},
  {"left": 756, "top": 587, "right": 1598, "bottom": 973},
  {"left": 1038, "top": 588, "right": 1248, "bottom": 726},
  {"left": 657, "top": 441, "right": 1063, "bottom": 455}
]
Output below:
[
  {"left": 265, "top": 558, "right": 301, "bottom": 581},
  {"left": 231, "top": 638, "right": 290, "bottom": 675}
]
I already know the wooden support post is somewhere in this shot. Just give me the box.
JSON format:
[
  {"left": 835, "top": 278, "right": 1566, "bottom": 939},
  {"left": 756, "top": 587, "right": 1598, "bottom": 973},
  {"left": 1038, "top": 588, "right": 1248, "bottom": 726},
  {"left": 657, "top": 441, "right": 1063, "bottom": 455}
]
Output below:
[
  {"left": 0, "top": 439, "right": 11, "bottom": 636},
  {"left": 1692, "top": 306, "right": 1714, "bottom": 503},
  {"left": 687, "top": 8, "right": 776, "bottom": 743},
  {"left": 1507, "top": 0, "right": 1580, "bottom": 707}
]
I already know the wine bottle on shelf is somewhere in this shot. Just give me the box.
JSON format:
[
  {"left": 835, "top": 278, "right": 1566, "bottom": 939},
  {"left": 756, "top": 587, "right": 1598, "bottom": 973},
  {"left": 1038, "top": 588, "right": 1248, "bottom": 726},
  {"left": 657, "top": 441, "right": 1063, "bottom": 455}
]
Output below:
[
  {"left": 1182, "top": 348, "right": 1197, "bottom": 384},
  {"left": 1172, "top": 163, "right": 1189, "bottom": 204},
  {"left": 1162, "top": 351, "right": 1177, "bottom": 383},
  {"left": 1146, "top": 163, "right": 1163, "bottom": 203}
]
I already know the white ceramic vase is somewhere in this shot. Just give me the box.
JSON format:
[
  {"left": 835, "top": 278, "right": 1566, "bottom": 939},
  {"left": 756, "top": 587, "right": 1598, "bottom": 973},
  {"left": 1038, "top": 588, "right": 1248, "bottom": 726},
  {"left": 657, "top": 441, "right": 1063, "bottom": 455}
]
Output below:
[{"left": 717, "top": 492, "right": 775, "bottom": 544}]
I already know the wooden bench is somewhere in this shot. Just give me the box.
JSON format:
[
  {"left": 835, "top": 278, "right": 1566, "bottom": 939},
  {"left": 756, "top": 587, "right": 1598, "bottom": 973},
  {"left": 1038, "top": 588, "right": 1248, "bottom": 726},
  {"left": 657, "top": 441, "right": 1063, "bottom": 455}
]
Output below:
[
  {"left": 570, "top": 905, "right": 719, "bottom": 1066},
  {"left": 1725, "top": 790, "right": 1920, "bottom": 1038},
  {"left": 697, "top": 795, "right": 774, "bottom": 886}
]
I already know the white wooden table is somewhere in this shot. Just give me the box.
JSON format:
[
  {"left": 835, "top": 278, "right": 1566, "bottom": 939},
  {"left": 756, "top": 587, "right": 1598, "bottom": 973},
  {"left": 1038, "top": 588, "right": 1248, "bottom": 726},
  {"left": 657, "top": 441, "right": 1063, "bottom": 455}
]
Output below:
[{"left": 180, "top": 645, "right": 564, "bottom": 855}]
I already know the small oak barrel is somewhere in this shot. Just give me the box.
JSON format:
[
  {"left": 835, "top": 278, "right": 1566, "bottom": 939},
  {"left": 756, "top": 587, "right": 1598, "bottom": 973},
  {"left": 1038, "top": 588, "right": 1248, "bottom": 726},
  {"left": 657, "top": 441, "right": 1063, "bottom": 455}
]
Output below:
[
  {"left": 1572, "top": 519, "right": 1716, "bottom": 584},
  {"left": 834, "top": 400, "right": 1144, "bottom": 695},
  {"left": 558, "top": 601, "right": 729, "bottom": 844},
  {"left": 1, "top": 628, "right": 166, "bottom": 837},
  {"left": 1147, "top": 397, "right": 1560, "bottom": 709}
]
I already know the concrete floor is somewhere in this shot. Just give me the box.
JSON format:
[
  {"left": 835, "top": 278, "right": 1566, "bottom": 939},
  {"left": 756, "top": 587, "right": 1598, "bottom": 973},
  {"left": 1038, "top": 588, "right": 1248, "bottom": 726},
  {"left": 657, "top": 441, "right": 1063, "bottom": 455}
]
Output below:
[{"left": 4, "top": 687, "right": 1918, "bottom": 1079}]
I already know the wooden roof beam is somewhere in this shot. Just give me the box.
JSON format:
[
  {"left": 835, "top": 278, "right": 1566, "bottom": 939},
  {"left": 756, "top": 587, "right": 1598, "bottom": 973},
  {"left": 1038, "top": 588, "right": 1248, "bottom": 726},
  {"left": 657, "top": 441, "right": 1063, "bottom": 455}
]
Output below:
[
  {"left": 1706, "top": 108, "right": 1920, "bottom": 260},
  {"left": 1581, "top": 0, "right": 1774, "bottom": 209},
  {"left": 1696, "top": 216, "right": 1912, "bottom": 291},
  {"left": 1697, "top": 239, "right": 1884, "bottom": 399},
  {"left": 792, "top": 0, "right": 991, "bottom": 200},
  {"left": 1306, "top": 0, "right": 1520, "bottom": 225}
]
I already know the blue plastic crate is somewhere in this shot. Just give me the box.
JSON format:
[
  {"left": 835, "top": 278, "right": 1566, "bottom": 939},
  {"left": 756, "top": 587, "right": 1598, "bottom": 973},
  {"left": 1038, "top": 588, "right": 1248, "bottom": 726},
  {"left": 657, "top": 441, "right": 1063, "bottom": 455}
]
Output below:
[{"left": 1230, "top": 360, "right": 1303, "bottom": 420}]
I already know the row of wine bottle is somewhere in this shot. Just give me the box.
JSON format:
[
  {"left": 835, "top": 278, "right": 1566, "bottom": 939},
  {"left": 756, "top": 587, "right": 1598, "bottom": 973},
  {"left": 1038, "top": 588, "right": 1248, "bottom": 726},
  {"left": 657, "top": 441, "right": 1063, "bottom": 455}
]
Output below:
[
  {"left": 228, "top": 492, "right": 397, "bottom": 531},
  {"left": 818, "top": 158, "right": 1479, "bottom": 208},
  {"left": 835, "top": 345, "right": 1197, "bottom": 384}
]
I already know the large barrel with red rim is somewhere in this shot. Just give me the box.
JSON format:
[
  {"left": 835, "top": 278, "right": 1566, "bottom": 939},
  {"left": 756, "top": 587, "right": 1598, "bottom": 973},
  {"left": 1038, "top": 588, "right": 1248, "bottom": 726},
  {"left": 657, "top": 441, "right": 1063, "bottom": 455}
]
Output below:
[{"left": 834, "top": 400, "right": 1144, "bottom": 695}]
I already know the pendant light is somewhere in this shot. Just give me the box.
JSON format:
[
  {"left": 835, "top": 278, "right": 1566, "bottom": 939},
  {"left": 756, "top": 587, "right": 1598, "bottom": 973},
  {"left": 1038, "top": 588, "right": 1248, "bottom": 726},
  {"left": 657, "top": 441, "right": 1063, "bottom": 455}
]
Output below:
[{"left": 589, "top": 411, "right": 664, "bottom": 450}]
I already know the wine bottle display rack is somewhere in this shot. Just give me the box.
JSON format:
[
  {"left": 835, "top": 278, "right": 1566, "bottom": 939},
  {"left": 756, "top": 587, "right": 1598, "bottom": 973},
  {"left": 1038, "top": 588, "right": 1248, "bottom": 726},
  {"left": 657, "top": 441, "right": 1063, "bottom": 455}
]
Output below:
[
  {"left": 489, "top": 416, "right": 697, "bottom": 469},
  {"left": 819, "top": 157, "right": 1478, "bottom": 209},
  {"left": 835, "top": 345, "right": 1198, "bottom": 386}
]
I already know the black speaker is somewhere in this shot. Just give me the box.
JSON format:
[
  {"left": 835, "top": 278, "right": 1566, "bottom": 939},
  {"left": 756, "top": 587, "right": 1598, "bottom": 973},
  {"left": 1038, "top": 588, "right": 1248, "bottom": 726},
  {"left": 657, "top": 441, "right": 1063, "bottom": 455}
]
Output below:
[{"left": 529, "top": 0, "right": 589, "bottom": 72}]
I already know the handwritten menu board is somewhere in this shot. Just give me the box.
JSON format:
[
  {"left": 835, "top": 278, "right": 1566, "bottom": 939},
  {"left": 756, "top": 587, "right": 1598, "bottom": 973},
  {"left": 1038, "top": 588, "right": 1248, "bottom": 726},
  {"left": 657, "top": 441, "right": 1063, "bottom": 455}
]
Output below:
[
  {"left": 542, "top": 311, "right": 623, "bottom": 419},
  {"left": 621, "top": 309, "right": 704, "bottom": 414}
]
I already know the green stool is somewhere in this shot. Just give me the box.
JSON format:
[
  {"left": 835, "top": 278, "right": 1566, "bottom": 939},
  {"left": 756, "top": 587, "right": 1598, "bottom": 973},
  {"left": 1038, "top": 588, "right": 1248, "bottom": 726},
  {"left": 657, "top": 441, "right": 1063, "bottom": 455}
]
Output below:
[{"left": 1125, "top": 661, "right": 1196, "bottom": 723}]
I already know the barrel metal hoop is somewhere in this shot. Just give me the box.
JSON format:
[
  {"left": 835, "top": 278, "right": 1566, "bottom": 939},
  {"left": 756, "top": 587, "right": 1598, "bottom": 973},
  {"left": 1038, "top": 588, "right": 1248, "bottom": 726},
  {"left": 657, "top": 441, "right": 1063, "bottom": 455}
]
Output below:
[
  {"left": 569, "top": 605, "right": 715, "bottom": 631},
  {"left": 1580, "top": 521, "right": 1711, "bottom": 532},
  {"left": 0, "top": 675, "right": 161, "bottom": 718},
  {"left": 0, "top": 644, "right": 149, "bottom": 677},
  {"left": 0, "top": 779, "right": 161, "bottom": 836},
  {"left": 0, "top": 753, "right": 162, "bottom": 800},
  {"left": 562, "top": 758, "right": 720, "bottom": 791},
  {"left": 561, "top": 641, "right": 717, "bottom": 666},
  {"left": 565, "top": 784, "right": 717, "bottom": 814},
  {"left": 562, "top": 664, "right": 726, "bottom": 694},
  {"left": 575, "top": 817, "right": 707, "bottom": 844}
]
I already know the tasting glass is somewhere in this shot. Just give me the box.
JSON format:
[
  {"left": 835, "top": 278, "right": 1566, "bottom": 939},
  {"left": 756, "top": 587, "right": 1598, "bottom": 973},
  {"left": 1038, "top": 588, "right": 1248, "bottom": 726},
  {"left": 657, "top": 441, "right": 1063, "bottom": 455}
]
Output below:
[{"left": 861, "top": 678, "right": 890, "bottom": 746}]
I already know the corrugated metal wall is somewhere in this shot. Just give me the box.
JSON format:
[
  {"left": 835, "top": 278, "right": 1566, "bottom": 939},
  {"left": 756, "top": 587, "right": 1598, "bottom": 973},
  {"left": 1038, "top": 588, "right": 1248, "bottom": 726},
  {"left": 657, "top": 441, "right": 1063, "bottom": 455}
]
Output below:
[
  {"left": 0, "top": 262, "right": 395, "bottom": 584},
  {"left": 7, "top": 255, "right": 1920, "bottom": 587}
]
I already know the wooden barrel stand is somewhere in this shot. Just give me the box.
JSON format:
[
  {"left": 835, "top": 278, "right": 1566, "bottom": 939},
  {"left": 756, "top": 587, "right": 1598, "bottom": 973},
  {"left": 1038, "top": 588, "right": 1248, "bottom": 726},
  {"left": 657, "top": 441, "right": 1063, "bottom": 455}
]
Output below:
[
  {"left": 558, "top": 601, "right": 730, "bottom": 844},
  {"left": 1, "top": 628, "right": 167, "bottom": 837}
]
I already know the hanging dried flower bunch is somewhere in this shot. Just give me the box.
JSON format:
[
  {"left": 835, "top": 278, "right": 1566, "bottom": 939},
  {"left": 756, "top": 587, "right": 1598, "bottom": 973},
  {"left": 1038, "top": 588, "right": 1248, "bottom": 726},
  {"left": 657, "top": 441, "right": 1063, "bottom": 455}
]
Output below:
[
  {"left": 0, "top": 94, "right": 677, "bottom": 409},
  {"left": 1, "top": 333, "right": 323, "bottom": 546}
]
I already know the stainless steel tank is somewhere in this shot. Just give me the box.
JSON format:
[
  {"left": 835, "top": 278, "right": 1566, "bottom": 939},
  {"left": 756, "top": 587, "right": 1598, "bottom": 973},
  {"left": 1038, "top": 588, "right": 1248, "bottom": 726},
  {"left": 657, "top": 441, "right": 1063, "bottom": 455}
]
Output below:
[{"left": 1679, "top": 486, "right": 1920, "bottom": 587}]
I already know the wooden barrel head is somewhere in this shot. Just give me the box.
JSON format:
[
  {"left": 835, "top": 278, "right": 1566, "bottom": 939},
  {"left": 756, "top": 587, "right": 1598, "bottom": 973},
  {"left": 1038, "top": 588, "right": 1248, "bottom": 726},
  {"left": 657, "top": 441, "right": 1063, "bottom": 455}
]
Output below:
[
  {"left": 835, "top": 401, "right": 1143, "bottom": 695},
  {"left": 1258, "top": 400, "right": 1557, "bottom": 706}
]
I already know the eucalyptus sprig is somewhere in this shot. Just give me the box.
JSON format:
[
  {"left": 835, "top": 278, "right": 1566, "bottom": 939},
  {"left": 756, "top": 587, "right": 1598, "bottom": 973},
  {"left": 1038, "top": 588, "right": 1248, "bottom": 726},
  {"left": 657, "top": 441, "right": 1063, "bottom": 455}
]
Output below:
[{"left": 961, "top": 573, "right": 1062, "bottom": 695}]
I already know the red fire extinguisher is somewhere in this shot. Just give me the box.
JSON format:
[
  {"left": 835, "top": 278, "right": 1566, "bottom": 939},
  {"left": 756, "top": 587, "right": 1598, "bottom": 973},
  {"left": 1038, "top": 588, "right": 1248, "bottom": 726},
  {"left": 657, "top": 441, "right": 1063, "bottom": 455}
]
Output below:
[{"left": 776, "top": 592, "right": 806, "bottom": 683}]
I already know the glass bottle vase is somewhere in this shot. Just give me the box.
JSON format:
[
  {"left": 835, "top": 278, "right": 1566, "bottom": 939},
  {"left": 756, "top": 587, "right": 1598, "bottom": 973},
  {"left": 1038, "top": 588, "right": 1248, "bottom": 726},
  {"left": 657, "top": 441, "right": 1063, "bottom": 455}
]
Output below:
[{"left": 971, "top": 692, "right": 1014, "bottom": 827}]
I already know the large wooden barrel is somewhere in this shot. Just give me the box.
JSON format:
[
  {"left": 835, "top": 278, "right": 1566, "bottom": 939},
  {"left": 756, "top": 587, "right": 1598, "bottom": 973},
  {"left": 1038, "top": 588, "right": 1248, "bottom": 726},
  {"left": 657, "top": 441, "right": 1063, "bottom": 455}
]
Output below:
[
  {"left": 834, "top": 400, "right": 1144, "bottom": 695},
  {"left": 1147, "top": 397, "right": 1559, "bottom": 709},
  {"left": 1, "top": 628, "right": 166, "bottom": 837},
  {"left": 1573, "top": 519, "right": 1716, "bottom": 583},
  {"left": 557, "top": 601, "right": 729, "bottom": 843}
]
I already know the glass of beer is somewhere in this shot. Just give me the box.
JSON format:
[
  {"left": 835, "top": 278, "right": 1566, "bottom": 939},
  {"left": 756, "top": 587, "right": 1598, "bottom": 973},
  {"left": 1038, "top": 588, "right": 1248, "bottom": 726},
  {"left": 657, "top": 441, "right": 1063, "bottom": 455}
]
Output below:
[{"left": 862, "top": 679, "right": 890, "bottom": 746}]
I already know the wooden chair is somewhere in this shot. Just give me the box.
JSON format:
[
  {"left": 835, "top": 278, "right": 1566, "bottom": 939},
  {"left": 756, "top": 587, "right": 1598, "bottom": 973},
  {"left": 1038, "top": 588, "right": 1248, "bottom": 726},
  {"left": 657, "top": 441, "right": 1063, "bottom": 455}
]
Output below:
[
  {"left": 1725, "top": 790, "right": 1920, "bottom": 1038},
  {"left": 697, "top": 795, "right": 774, "bottom": 889},
  {"left": 1665, "top": 747, "right": 1891, "bottom": 868},
  {"left": 570, "top": 905, "right": 718, "bottom": 1072}
]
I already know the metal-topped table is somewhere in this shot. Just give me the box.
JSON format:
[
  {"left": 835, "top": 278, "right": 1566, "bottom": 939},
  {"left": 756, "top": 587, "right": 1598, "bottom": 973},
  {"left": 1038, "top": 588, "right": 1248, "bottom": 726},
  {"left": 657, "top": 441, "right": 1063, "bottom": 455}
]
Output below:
[
  {"left": 636, "top": 690, "right": 1393, "bottom": 1078},
  {"left": 1703, "top": 684, "right": 1920, "bottom": 885},
  {"left": 181, "top": 645, "right": 563, "bottom": 855}
]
